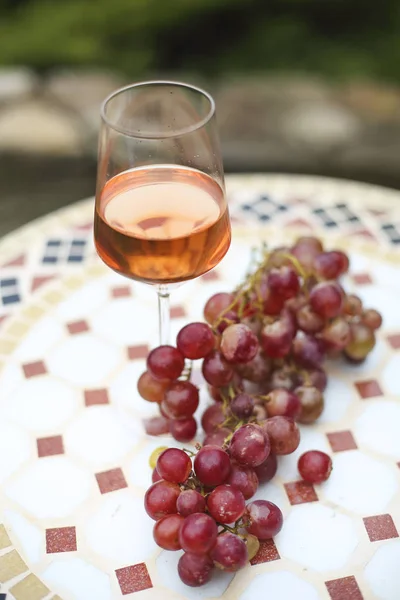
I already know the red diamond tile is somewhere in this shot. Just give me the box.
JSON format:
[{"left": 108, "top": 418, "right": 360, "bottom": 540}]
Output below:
[
  {"left": 284, "top": 481, "right": 318, "bottom": 505},
  {"left": 111, "top": 285, "right": 132, "bottom": 298},
  {"left": 31, "top": 275, "right": 55, "bottom": 292},
  {"left": 84, "top": 389, "right": 109, "bottom": 406},
  {"left": 363, "top": 514, "right": 399, "bottom": 542},
  {"left": 327, "top": 430, "right": 358, "bottom": 452},
  {"left": 2, "top": 254, "right": 25, "bottom": 268},
  {"left": 170, "top": 305, "right": 187, "bottom": 319},
  {"left": 387, "top": 334, "right": 400, "bottom": 350},
  {"left": 67, "top": 320, "right": 89, "bottom": 335},
  {"left": 250, "top": 539, "right": 280, "bottom": 565},
  {"left": 286, "top": 218, "right": 313, "bottom": 229},
  {"left": 46, "top": 527, "right": 77, "bottom": 553},
  {"left": 96, "top": 468, "right": 128, "bottom": 494},
  {"left": 352, "top": 273, "right": 373, "bottom": 285},
  {"left": 22, "top": 361, "right": 47, "bottom": 378},
  {"left": 37, "top": 435, "right": 64, "bottom": 457},
  {"left": 326, "top": 576, "right": 364, "bottom": 600},
  {"left": 355, "top": 379, "right": 383, "bottom": 399},
  {"left": 202, "top": 270, "right": 220, "bottom": 281},
  {"left": 116, "top": 563, "right": 152, "bottom": 595},
  {"left": 127, "top": 344, "right": 149, "bottom": 360}
]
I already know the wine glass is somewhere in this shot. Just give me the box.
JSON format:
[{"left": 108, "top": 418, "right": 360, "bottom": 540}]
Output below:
[{"left": 94, "top": 81, "right": 231, "bottom": 344}]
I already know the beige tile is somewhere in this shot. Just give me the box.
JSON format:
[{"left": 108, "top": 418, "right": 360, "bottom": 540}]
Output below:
[
  {"left": 0, "top": 339, "right": 17, "bottom": 354},
  {"left": 0, "top": 524, "right": 12, "bottom": 550},
  {"left": 21, "top": 305, "right": 46, "bottom": 320},
  {"left": 11, "top": 573, "right": 49, "bottom": 600},
  {"left": 42, "top": 290, "right": 66, "bottom": 304},
  {"left": 0, "top": 550, "right": 28, "bottom": 583},
  {"left": 64, "top": 276, "right": 84, "bottom": 290},
  {"left": 7, "top": 321, "right": 30, "bottom": 337},
  {"left": 86, "top": 264, "right": 106, "bottom": 277},
  {"left": 51, "top": 596, "right": 64, "bottom": 600}
]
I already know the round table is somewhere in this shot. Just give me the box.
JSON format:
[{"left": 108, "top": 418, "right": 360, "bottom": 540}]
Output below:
[{"left": 0, "top": 175, "right": 399, "bottom": 600}]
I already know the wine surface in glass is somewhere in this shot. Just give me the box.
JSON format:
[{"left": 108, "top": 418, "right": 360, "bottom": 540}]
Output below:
[{"left": 94, "top": 165, "right": 231, "bottom": 284}]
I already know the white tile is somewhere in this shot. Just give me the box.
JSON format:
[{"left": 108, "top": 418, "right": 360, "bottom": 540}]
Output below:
[
  {"left": 42, "top": 557, "right": 112, "bottom": 600},
  {"left": 13, "top": 316, "right": 64, "bottom": 361},
  {"left": 109, "top": 361, "right": 156, "bottom": 421},
  {"left": 318, "top": 375, "right": 353, "bottom": 423},
  {"left": 55, "top": 279, "right": 109, "bottom": 320},
  {"left": 0, "top": 421, "right": 31, "bottom": 483},
  {"left": 277, "top": 428, "right": 330, "bottom": 482},
  {"left": 3, "top": 376, "right": 79, "bottom": 432},
  {"left": 3, "top": 510, "right": 44, "bottom": 564},
  {"left": 6, "top": 456, "right": 92, "bottom": 518},
  {"left": 383, "top": 356, "right": 400, "bottom": 396},
  {"left": 0, "top": 362, "right": 24, "bottom": 398},
  {"left": 323, "top": 451, "right": 397, "bottom": 514},
  {"left": 277, "top": 503, "right": 358, "bottom": 571},
  {"left": 47, "top": 334, "right": 122, "bottom": 386},
  {"left": 84, "top": 490, "right": 157, "bottom": 565},
  {"left": 91, "top": 298, "right": 157, "bottom": 345},
  {"left": 370, "top": 262, "right": 400, "bottom": 289},
  {"left": 364, "top": 540, "right": 400, "bottom": 600},
  {"left": 64, "top": 406, "right": 137, "bottom": 469},
  {"left": 156, "top": 549, "right": 234, "bottom": 600},
  {"left": 355, "top": 401, "right": 400, "bottom": 459},
  {"left": 357, "top": 286, "right": 400, "bottom": 329},
  {"left": 240, "top": 571, "right": 320, "bottom": 600}
]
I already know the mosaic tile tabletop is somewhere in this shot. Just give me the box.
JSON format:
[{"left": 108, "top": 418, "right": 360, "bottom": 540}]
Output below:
[{"left": 0, "top": 174, "right": 399, "bottom": 600}]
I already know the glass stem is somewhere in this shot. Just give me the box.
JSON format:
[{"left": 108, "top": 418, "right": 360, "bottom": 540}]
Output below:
[{"left": 157, "top": 285, "right": 170, "bottom": 345}]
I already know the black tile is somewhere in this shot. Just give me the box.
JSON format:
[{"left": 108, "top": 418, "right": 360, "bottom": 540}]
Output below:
[
  {"left": 72, "top": 239, "right": 86, "bottom": 246},
  {"left": 42, "top": 256, "right": 58, "bottom": 263},
  {"left": 0, "top": 278, "right": 17, "bottom": 287},
  {"left": 47, "top": 239, "right": 62, "bottom": 247},
  {"left": 259, "top": 214, "right": 270, "bottom": 222},
  {"left": 2, "top": 294, "right": 20, "bottom": 305},
  {"left": 0, "top": 593, "right": 7, "bottom": 599},
  {"left": 67, "top": 255, "right": 84, "bottom": 263},
  {"left": 242, "top": 204, "right": 253, "bottom": 211}
]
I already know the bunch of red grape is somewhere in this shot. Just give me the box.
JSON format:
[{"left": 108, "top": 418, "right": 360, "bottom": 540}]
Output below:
[
  {"left": 138, "top": 235, "right": 382, "bottom": 444},
  {"left": 146, "top": 444, "right": 284, "bottom": 586}
]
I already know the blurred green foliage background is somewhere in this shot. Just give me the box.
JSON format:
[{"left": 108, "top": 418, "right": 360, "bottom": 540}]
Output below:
[{"left": 1, "top": 0, "right": 400, "bottom": 82}]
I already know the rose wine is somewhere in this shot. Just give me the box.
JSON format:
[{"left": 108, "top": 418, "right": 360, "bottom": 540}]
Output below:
[{"left": 94, "top": 165, "right": 231, "bottom": 284}]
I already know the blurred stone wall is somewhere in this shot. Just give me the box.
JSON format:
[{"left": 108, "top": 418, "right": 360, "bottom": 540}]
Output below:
[{"left": 1, "top": 68, "right": 400, "bottom": 236}]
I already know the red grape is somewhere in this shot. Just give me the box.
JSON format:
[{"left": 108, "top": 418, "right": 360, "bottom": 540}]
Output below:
[
  {"left": 227, "top": 464, "right": 259, "bottom": 499},
  {"left": 293, "top": 334, "right": 324, "bottom": 369},
  {"left": 344, "top": 323, "right": 376, "bottom": 362},
  {"left": 204, "top": 292, "right": 234, "bottom": 324},
  {"left": 210, "top": 532, "right": 248, "bottom": 572},
  {"left": 245, "top": 500, "right": 283, "bottom": 539},
  {"left": 296, "top": 304, "right": 325, "bottom": 334},
  {"left": 203, "top": 427, "right": 231, "bottom": 447},
  {"left": 230, "top": 393, "right": 255, "bottom": 419},
  {"left": 344, "top": 294, "right": 363, "bottom": 316},
  {"left": 143, "top": 415, "right": 170, "bottom": 436},
  {"left": 260, "top": 315, "right": 294, "bottom": 359},
  {"left": 161, "top": 380, "right": 199, "bottom": 419},
  {"left": 201, "top": 403, "right": 225, "bottom": 434},
  {"left": 194, "top": 445, "right": 231, "bottom": 486},
  {"left": 265, "top": 388, "right": 301, "bottom": 419},
  {"left": 202, "top": 350, "right": 234, "bottom": 387},
  {"left": 261, "top": 285, "right": 285, "bottom": 316},
  {"left": 137, "top": 371, "right": 169, "bottom": 403},
  {"left": 144, "top": 480, "right": 181, "bottom": 520},
  {"left": 207, "top": 484, "right": 246, "bottom": 523},
  {"left": 220, "top": 323, "right": 259, "bottom": 364},
  {"left": 320, "top": 317, "right": 351, "bottom": 351},
  {"left": 156, "top": 448, "right": 192, "bottom": 484},
  {"left": 309, "top": 281, "right": 343, "bottom": 319},
  {"left": 229, "top": 424, "right": 270, "bottom": 467},
  {"left": 170, "top": 417, "right": 197, "bottom": 442},
  {"left": 298, "top": 450, "right": 332, "bottom": 483},
  {"left": 178, "top": 552, "right": 214, "bottom": 587},
  {"left": 152, "top": 467, "right": 162, "bottom": 483},
  {"left": 314, "top": 250, "right": 347, "bottom": 280},
  {"left": 362, "top": 309, "right": 382, "bottom": 330},
  {"left": 147, "top": 345, "right": 185, "bottom": 381},
  {"left": 153, "top": 513, "right": 184, "bottom": 550},
  {"left": 235, "top": 348, "right": 271, "bottom": 382},
  {"left": 262, "top": 416, "right": 300, "bottom": 455},
  {"left": 267, "top": 265, "right": 300, "bottom": 300},
  {"left": 299, "top": 368, "right": 327, "bottom": 392},
  {"left": 269, "top": 366, "right": 299, "bottom": 391},
  {"left": 254, "top": 453, "right": 278, "bottom": 483},
  {"left": 291, "top": 236, "right": 323, "bottom": 269},
  {"left": 179, "top": 513, "right": 218, "bottom": 554},
  {"left": 177, "top": 322, "right": 215, "bottom": 359},
  {"left": 177, "top": 489, "right": 206, "bottom": 516},
  {"left": 295, "top": 385, "right": 324, "bottom": 423}
]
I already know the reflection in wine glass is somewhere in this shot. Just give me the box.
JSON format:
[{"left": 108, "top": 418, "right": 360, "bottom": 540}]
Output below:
[{"left": 94, "top": 81, "right": 231, "bottom": 343}]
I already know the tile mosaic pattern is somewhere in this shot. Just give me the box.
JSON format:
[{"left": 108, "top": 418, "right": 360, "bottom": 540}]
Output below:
[{"left": 0, "top": 175, "right": 399, "bottom": 598}]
